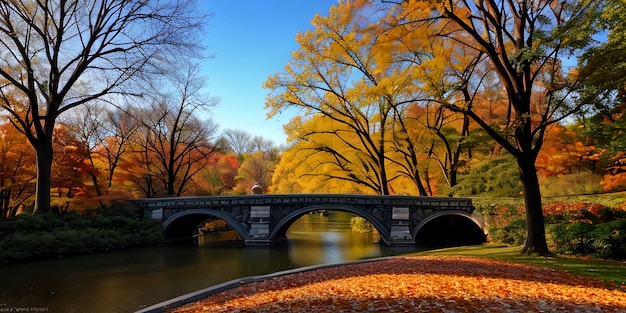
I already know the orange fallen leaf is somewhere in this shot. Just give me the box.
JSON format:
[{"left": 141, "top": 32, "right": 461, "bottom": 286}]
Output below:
[{"left": 170, "top": 256, "right": 626, "bottom": 313}]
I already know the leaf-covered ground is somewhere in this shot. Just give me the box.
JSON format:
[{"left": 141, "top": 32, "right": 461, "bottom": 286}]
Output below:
[{"left": 169, "top": 256, "right": 626, "bottom": 312}]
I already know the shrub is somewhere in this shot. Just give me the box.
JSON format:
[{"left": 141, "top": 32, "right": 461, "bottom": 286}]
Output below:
[
  {"left": 478, "top": 200, "right": 626, "bottom": 259},
  {"left": 103, "top": 200, "right": 140, "bottom": 218},
  {"left": 548, "top": 222, "right": 596, "bottom": 255},
  {"left": 0, "top": 214, "right": 163, "bottom": 264},
  {"left": 68, "top": 219, "right": 92, "bottom": 229},
  {"left": 488, "top": 219, "right": 526, "bottom": 246},
  {"left": 591, "top": 219, "right": 626, "bottom": 259}
]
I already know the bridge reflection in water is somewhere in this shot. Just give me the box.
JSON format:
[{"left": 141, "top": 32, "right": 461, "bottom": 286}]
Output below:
[{"left": 132, "top": 194, "right": 486, "bottom": 246}]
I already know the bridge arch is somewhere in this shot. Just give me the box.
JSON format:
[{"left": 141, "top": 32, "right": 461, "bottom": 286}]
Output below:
[
  {"left": 162, "top": 209, "right": 249, "bottom": 241},
  {"left": 270, "top": 204, "right": 391, "bottom": 245},
  {"left": 412, "top": 210, "right": 486, "bottom": 244}
]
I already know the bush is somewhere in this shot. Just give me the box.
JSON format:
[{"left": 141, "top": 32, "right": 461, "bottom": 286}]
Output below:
[
  {"left": 488, "top": 219, "right": 526, "bottom": 245},
  {"left": 102, "top": 200, "right": 140, "bottom": 218},
  {"left": 478, "top": 200, "right": 626, "bottom": 260},
  {"left": 547, "top": 219, "right": 626, "bottom": 259},
  {"left": 548, "top": 222, "right": 596, "bottom": 255},
  {"left": 0, "top": 214, "right": 163, "bottom": 264},
  {"left": 591, "top": 219, "right": 626, "bottom": 259}
]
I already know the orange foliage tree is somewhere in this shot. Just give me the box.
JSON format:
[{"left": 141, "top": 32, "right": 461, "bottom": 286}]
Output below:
[
  {"left": 125, "top": 65, "right": 220, "bottom": 197},
  {"left": 0, "top": 122, "right": 36, "bottom": 218},
  {"left": 212, "top": 154, "right": 241, "bottom": 194},
  {"left": 536, "top": 124, "right": 603, "bottom": 177},
  {"left": 601, "top": 151, "right": 626, "bottom": 192},
  {"left": 51, "top": 124, "right": 89, "bottom": 203}
]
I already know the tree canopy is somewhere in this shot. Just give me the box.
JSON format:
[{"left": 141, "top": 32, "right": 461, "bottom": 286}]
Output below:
[{"left": 0, "top": 0, "right": 208, "bottom": 213}]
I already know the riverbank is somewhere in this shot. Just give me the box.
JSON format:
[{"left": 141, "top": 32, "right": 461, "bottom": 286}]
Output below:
[
  {"left": 0, "top": 213, "right": 163, "bottom": 264},
  {"left": 161, "top": 245, "right": 626, "bottom": 312}
]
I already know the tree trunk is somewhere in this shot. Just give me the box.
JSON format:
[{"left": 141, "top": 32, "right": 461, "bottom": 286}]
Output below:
[
  {"left": 0, "top": 188, "right": 10, "bottom": 219},
  {"left": 33, "top": 140, "right": 54, "bottom": 215},
  {"left": 167, "top": 169, "right": 176, "bottom": 196},
  {"left": 88, "top": 171, "right": 102, "bottom": 197},
  {"left": 517, "top": 156, "right": 551, "bottom": 255}
]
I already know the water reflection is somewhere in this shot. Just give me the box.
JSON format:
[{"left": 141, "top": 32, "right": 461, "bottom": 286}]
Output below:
[
  {"left": 0, "top": 211, "right": 423, "bottom": 313},
  {"left": 284, "top": 212, "right": 382, "bottom": 265}
]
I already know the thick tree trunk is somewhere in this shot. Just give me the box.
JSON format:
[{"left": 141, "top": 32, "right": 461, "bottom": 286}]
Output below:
[
  {"left": 517, "top": 156, "right": 550, "bottom": 255},
  {"left": 33, "top": 140, "right": 54, "bottom": 215}
]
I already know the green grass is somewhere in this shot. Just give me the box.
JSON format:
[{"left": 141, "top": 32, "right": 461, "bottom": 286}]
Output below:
[
  {"left": 471, "top": 191, "right": 626, "bottom": 210},
  {"left": 413, "top": 244, "right": 626, "bottom": 290}
]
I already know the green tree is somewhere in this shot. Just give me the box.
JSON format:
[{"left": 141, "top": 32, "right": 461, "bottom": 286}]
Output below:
[{"left": 576, "top": 0, "right": 626, "bottom": 192}]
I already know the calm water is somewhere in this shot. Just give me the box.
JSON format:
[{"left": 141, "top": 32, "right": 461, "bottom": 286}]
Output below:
[{"left": 0, "top": 212, "right": 424, "bottom": 313}]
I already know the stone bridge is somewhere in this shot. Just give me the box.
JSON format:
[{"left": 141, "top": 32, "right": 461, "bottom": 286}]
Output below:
[{"left": 132, "top": 194, "right": 485, "bottom": 246}]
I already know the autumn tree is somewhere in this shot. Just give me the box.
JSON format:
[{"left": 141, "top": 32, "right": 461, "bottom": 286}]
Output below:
[
  {"left": 206, "top": 154, "right": 240, "bottom": 195},
  {"left": 222, "top": 129, "right": 253, "bottom": 161},
  {"left": 236, "top": 151, "right": 276, "bottom": 193},
  {"left": 387, "top": 0, "right": 606, "bottom": 254},
  {"left": 0, "top": 0, "right": 208, "bottom": 214},
  {"left": 100, "top": 105, "right": 140, "bottom": 189},
  {"left": 536, "top": 124, "right": 603, "bottom": 177},
  {"left": 271, "top": 132, "right": 379, "bottom": 194},
  {"left": 0, "top": 122, "right": 35, "bottom": 219},
  {"left": 265, "top": 1, "right": 430, "bottom": 195},
  {"left": 405, "top": 104, "right": 472, "bottom": 193},
  {"left": 129, "top": 64, "right": 219, "bottom": 197},
  {"left": 63, "top": 103, "right": 108, "bottom": 198},
  {"left": 50, "top": 123, "right": 89, "bottom": 213}
]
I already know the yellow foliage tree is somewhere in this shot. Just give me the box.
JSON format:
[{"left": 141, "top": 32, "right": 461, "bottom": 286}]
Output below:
[{"left": 265, "top": 0, "right": 436, "bottom": 195}]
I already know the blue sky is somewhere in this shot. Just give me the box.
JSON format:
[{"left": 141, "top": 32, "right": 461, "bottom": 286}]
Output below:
[{"left": 200, "top": 1, "right": 339, "bottom": 145}]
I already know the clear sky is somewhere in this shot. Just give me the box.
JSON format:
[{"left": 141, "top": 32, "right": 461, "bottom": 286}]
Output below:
[{"left": 200, "top": 1, "right": 339, "bottom": 146}]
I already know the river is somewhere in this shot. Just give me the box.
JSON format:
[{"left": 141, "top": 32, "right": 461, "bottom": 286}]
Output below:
[{"left": 0, "top": 211, "right": 427, "bottom": 313}]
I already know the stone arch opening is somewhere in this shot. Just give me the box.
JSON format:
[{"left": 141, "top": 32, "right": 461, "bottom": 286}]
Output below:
[
  {"left": 270, "top": 204, "right": 390, "bottom": 245},
  {"left": 413, "top": 211, "right": 486, "bottom": 245},
  {"left": 162, "top": 210, "right": 247, "bottom": 243}
]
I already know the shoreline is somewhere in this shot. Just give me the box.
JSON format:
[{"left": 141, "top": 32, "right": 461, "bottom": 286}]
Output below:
[{"left": 135, "top": 256, "right": 395, "bottom": 313}]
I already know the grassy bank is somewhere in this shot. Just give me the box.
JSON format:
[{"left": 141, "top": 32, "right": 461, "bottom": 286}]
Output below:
[{"left": 413, "top": 244, "right": 626, "bottom": 290}]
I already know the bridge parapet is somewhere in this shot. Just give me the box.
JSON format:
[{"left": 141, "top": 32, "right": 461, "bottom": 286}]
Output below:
[{"left": 132, "top": 194, "right": 480, "bottom": 246}]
